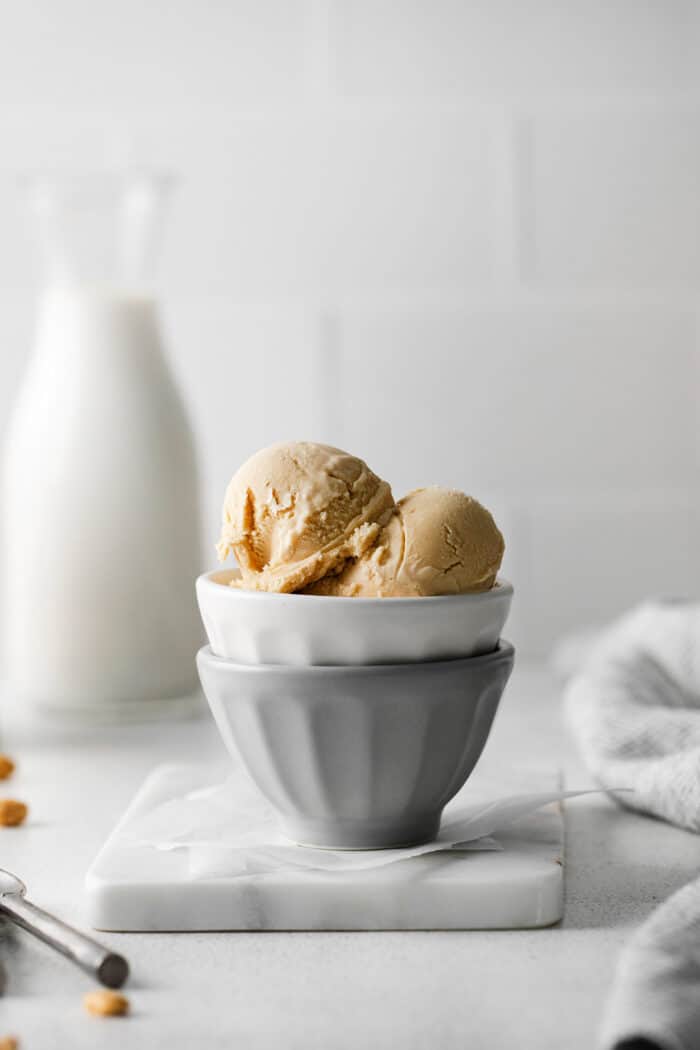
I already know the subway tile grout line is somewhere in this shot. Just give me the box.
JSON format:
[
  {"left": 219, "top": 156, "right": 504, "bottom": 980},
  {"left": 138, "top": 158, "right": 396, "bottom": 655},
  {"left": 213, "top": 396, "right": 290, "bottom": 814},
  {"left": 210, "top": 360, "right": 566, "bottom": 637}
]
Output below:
[
  {"left": 2, "top": 96, "right": 699, "bottom": 131},
  {"left": 304, "top": 0, "right": 334, "bottom": 110},
  {"left": 8, "top": 287, "right": 700, "bottom": 314},
  {"left": 488, "top": 110, "right": 521, "bottom": 287},
  {"left": 512, "top": 114, "right": 535, "bottom": 290}
]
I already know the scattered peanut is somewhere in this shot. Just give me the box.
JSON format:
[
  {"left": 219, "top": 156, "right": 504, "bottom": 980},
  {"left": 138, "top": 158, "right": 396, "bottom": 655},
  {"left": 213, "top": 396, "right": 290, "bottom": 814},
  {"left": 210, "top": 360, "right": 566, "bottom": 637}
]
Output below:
[
  {"left": 0, "top": 800, "right": 27, "bottom": 827},
  {"left": 83, "top": 989, "right": 129, "bottom": 1017},
  {"left": 0, "top": 1037, "right": 19, "bottom": 1050},
  {"left": 0, "top": 756, "right": 15, "bottom": 780}
]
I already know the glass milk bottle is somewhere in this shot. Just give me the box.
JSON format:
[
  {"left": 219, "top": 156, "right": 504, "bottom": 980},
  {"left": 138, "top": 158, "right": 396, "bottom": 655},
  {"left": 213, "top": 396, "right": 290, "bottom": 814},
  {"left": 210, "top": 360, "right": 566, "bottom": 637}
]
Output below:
[{"left": 2, "top": 173, "right": 202, "bottom": 720}]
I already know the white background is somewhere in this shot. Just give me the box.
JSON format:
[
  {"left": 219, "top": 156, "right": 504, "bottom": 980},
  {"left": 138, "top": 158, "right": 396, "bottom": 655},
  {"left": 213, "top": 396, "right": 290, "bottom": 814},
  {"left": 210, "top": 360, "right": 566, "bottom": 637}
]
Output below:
[{"left": 1, "top": 0, "right": 698, "bottom": 656}]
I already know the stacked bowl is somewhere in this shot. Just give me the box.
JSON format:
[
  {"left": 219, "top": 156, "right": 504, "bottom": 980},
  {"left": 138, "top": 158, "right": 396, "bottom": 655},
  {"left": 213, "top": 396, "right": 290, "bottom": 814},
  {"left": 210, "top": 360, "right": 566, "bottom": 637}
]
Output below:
[{"left": 196, "top": 568, "right": 514, "bottom": 850}]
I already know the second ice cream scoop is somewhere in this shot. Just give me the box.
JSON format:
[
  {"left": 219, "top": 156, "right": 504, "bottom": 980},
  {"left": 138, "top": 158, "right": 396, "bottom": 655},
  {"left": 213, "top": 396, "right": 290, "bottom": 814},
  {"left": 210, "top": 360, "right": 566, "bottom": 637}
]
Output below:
[{"left": 307, "top": 486, "right": 504, "bottom": 598}]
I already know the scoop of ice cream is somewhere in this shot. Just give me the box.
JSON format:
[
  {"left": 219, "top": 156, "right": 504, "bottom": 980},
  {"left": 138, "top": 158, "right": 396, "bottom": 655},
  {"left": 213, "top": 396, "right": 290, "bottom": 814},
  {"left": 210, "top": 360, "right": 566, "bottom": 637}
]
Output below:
[
  {"left": 217, "top": 441, "right": 395, "bottom": 593},
  {"left": 307, "top": 486, "right": 504, "bottom": 597}
]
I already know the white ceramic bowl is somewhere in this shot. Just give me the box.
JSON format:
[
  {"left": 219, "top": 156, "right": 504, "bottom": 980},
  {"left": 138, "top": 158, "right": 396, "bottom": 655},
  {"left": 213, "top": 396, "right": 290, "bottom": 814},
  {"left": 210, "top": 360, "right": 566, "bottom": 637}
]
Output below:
[
  {"left": 197, "top": 641, "right": 515, "bottom": 849},
  {"left": 196, "top": 569, "right": 513, "bottom": 666}
]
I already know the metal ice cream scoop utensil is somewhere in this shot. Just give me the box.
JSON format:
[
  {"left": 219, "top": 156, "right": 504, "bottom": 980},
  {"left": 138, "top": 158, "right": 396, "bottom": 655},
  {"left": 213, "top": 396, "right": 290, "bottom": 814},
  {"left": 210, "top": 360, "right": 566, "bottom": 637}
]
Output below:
[{"left": 0, "top": 867, "right": 128, "bottom": 988}]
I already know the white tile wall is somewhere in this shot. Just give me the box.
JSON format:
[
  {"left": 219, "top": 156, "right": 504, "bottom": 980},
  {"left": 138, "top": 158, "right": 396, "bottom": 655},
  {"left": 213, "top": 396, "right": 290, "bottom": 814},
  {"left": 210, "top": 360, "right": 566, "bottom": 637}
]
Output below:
[
  {"left": 316, "top": 114, "right": 504, "bottom": 293},
  {"left": 333, "top": 308, "right": 698, "bottom": 492},
  {"left": 332, "top": 0, "right": 696, "bottom": 101},
  {"left": 1, "top": 1, "right": 700, "bottom": 656},
  {"left": 162, "top": 120, "right": 324, "bottom": 298},
  {"left": 0, "top": 1, "right": 310, "bottom": 117},
  {"left": 525, "top": 113, "right": 700, "bottom": 287},
  {"left": 526, "top": 493, "right": 700, "bottom": 649}
]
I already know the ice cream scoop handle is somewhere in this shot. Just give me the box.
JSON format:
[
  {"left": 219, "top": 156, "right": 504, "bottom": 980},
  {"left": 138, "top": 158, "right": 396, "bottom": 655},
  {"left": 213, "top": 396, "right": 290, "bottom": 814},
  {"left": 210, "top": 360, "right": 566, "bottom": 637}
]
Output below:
[{"left": 0, "top": 894, "right": 129, "bottom": 988}]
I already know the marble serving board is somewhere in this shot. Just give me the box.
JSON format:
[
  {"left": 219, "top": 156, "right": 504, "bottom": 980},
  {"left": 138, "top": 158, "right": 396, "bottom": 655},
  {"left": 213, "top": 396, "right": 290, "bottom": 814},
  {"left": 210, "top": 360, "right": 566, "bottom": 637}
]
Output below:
[{"left": 85, "top": 764, "right": 565, "bottom": 931}]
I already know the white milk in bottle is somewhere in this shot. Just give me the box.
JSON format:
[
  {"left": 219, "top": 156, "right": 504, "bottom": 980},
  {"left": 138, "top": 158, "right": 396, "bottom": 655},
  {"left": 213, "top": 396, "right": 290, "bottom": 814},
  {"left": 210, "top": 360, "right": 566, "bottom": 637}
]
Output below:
[{"left": 2, "top": 174, "right": 202, "bottom": 718}]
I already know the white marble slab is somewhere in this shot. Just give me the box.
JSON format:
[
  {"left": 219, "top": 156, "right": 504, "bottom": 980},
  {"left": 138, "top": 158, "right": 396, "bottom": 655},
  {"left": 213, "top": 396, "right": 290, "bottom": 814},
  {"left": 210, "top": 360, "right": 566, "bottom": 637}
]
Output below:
[{"left": 85, "top": 764, "right": 564, "bottom": 931}]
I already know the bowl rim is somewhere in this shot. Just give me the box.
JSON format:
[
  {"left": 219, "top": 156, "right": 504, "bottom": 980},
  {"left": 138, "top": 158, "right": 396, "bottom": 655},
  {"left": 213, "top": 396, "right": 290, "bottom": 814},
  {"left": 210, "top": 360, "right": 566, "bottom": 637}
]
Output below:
[
  {"left": 196, "top": 639, "right": 515, "bottom": 677},
  {"left": 197, "top": 569, "right": 513, "bottom": 606}
]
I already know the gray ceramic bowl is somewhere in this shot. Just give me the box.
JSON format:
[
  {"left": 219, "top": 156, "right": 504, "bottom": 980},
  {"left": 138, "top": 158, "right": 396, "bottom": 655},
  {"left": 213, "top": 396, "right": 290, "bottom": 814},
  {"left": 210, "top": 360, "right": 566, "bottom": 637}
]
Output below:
[{"left": 197, "top": 641, "right": 515, "bottom": 849}]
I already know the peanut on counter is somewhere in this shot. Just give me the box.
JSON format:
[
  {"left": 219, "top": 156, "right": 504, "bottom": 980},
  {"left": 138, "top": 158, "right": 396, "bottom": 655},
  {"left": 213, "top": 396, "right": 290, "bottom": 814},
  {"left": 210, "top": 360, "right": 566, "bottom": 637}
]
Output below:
[
  {"left": 0, "top": 800, "right": 27, "bottom": 827},
  {"left": 0, "top": 756, "right": 15, "bottom": 780},
  {"left": 84, "top": 989, "right": 129, "bottom": 1017}
]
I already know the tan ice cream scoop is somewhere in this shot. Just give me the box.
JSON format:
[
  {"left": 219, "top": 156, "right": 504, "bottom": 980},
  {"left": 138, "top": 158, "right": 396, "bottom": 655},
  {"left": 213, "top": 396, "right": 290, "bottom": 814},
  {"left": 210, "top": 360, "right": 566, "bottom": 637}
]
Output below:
[
  {"left": 307, "top": 486, "right": 504, "bottom": 597},
  {"left": 217, "top": 441, "right": 395, "bottom": 593}
]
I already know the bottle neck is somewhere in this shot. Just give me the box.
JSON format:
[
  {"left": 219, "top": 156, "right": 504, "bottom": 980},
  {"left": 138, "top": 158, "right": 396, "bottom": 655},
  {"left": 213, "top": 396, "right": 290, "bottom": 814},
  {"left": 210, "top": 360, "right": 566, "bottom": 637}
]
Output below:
[
  {"left": 34, "top": 285, "right": 162, "bottom": 362},
  {"left": 24, "top": 172, "right": 173, "bottom": 289}
]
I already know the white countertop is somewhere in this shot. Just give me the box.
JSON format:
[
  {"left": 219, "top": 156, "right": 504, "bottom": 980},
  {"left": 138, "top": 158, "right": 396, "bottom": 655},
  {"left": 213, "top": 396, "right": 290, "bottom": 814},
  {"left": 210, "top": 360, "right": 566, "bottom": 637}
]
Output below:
[{"left": 2, "top": 663, "right": 700, "bottom": 1049}]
